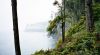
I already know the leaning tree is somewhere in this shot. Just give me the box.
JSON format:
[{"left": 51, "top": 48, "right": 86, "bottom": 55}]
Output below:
[{"left": 11, "top": 0, "right": 21, "bottom": 55}]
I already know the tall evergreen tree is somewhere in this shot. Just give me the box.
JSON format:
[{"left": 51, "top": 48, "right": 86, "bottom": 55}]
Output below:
[
  {"left": 11, "top": 0, "right": 21, "bottom": 55},
  {"left": 85, "top": 0, "right": 94, "bottom": 32},
  {"left": 62, "top": 0, "right": 65, "bottom": 42},
  {"left": 53, "top": 0, "right": 65, "bottom": 42}
]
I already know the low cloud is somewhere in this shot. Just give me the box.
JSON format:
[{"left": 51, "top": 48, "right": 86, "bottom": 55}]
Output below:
[{"left": 24, "top": 22, "right": 48, "bottom": 32}]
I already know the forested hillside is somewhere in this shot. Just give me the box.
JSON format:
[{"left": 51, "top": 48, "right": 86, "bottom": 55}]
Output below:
[{"left": 33, "top": 0, "right": 100, "bottom": 55}]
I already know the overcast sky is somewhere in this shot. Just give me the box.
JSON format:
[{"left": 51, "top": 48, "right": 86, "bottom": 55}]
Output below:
[
  {"left": 0, "top": 0, "right": 62, "bottom": 55},
  {"left": 17, "top": 0, "right": 59, "bottom": 31},
  {"left": 17, "top": 0, "right": 58, "bottom": 24},
  {"left": 0, "top": 0, "right": 62, "bottom": 32}
]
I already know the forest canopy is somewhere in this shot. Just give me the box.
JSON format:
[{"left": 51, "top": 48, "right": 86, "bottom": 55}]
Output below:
[{"left": 33, "top": 0, "right": 100, "bottom": 55}]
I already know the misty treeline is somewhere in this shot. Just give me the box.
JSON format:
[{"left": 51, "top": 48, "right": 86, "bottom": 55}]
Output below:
[
  {"left": 11, "top": 0, "right": 100, "bottom": 55},
  {"left": 34, "top": 0, "right": 100, "bottom": 55}
]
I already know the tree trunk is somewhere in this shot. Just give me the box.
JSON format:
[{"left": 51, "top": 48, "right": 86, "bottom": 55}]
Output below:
[
  {"left": 62, "top": 0, "right": 65, "bottom": 43},
  {"left": 85, "top": 0, "right": 94, "bottom": 32},
  {"left": 95, "top": 0, "right": 100, "bottom": 3},
  {"left": 11, "top": 0, "right": 21, "bottom": 55}
]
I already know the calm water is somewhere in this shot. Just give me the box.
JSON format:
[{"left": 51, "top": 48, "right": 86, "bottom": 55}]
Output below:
[
  {"left": 0, "top": 31, "right": 15, "bottom": 55},
  {"left": 0, "top": 0, "right": 57, "bottom": 55},
  {"left": 0, "top": 24, "right": 56, "bottom": 55}
]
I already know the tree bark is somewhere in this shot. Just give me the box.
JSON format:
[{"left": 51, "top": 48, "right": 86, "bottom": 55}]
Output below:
[
  {"left": 11, "top": 0, "right": 21, "bottom": 55},
  {"left": 62, "top": 0, "right": 65, "bottom": 43},
  {"left": 85, "top": 0, "right": 94, "bottom": 32},
  {"left": 95, "top": 0, "right": 100, "bottom": 3}
]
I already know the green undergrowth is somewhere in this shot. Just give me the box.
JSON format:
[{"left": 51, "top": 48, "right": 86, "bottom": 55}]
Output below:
[
  {"left": 93, "top": 3, "right": 100, "bottom": 33},
  {"left": 32, "top": 17, "right": 100, "bottom": 55},
  {"left": 32, "top": 3, "right": 100, "bottom": 55}
]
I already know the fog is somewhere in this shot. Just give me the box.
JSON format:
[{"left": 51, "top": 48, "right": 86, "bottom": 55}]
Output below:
[{"left": 0, "top": 0, "right": 60, "bottom": 55}]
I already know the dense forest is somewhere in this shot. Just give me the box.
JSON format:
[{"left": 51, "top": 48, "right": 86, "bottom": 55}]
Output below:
[{"left": 33, "top": 0, "right": 100, "bottom": 55}]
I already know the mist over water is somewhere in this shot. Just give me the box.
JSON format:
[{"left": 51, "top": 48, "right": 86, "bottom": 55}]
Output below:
[
  {"left": 0, "top": 31, "right": 15, "bottom": 55},
  {"left": 0, "top": 0, "right": 58, "bottom": 55},
  {"left": 19, "top": 23, "right": 56, "bottom": 55},
  {"left": 0, "top": 23, "right": 56, "bottom": 55}
]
